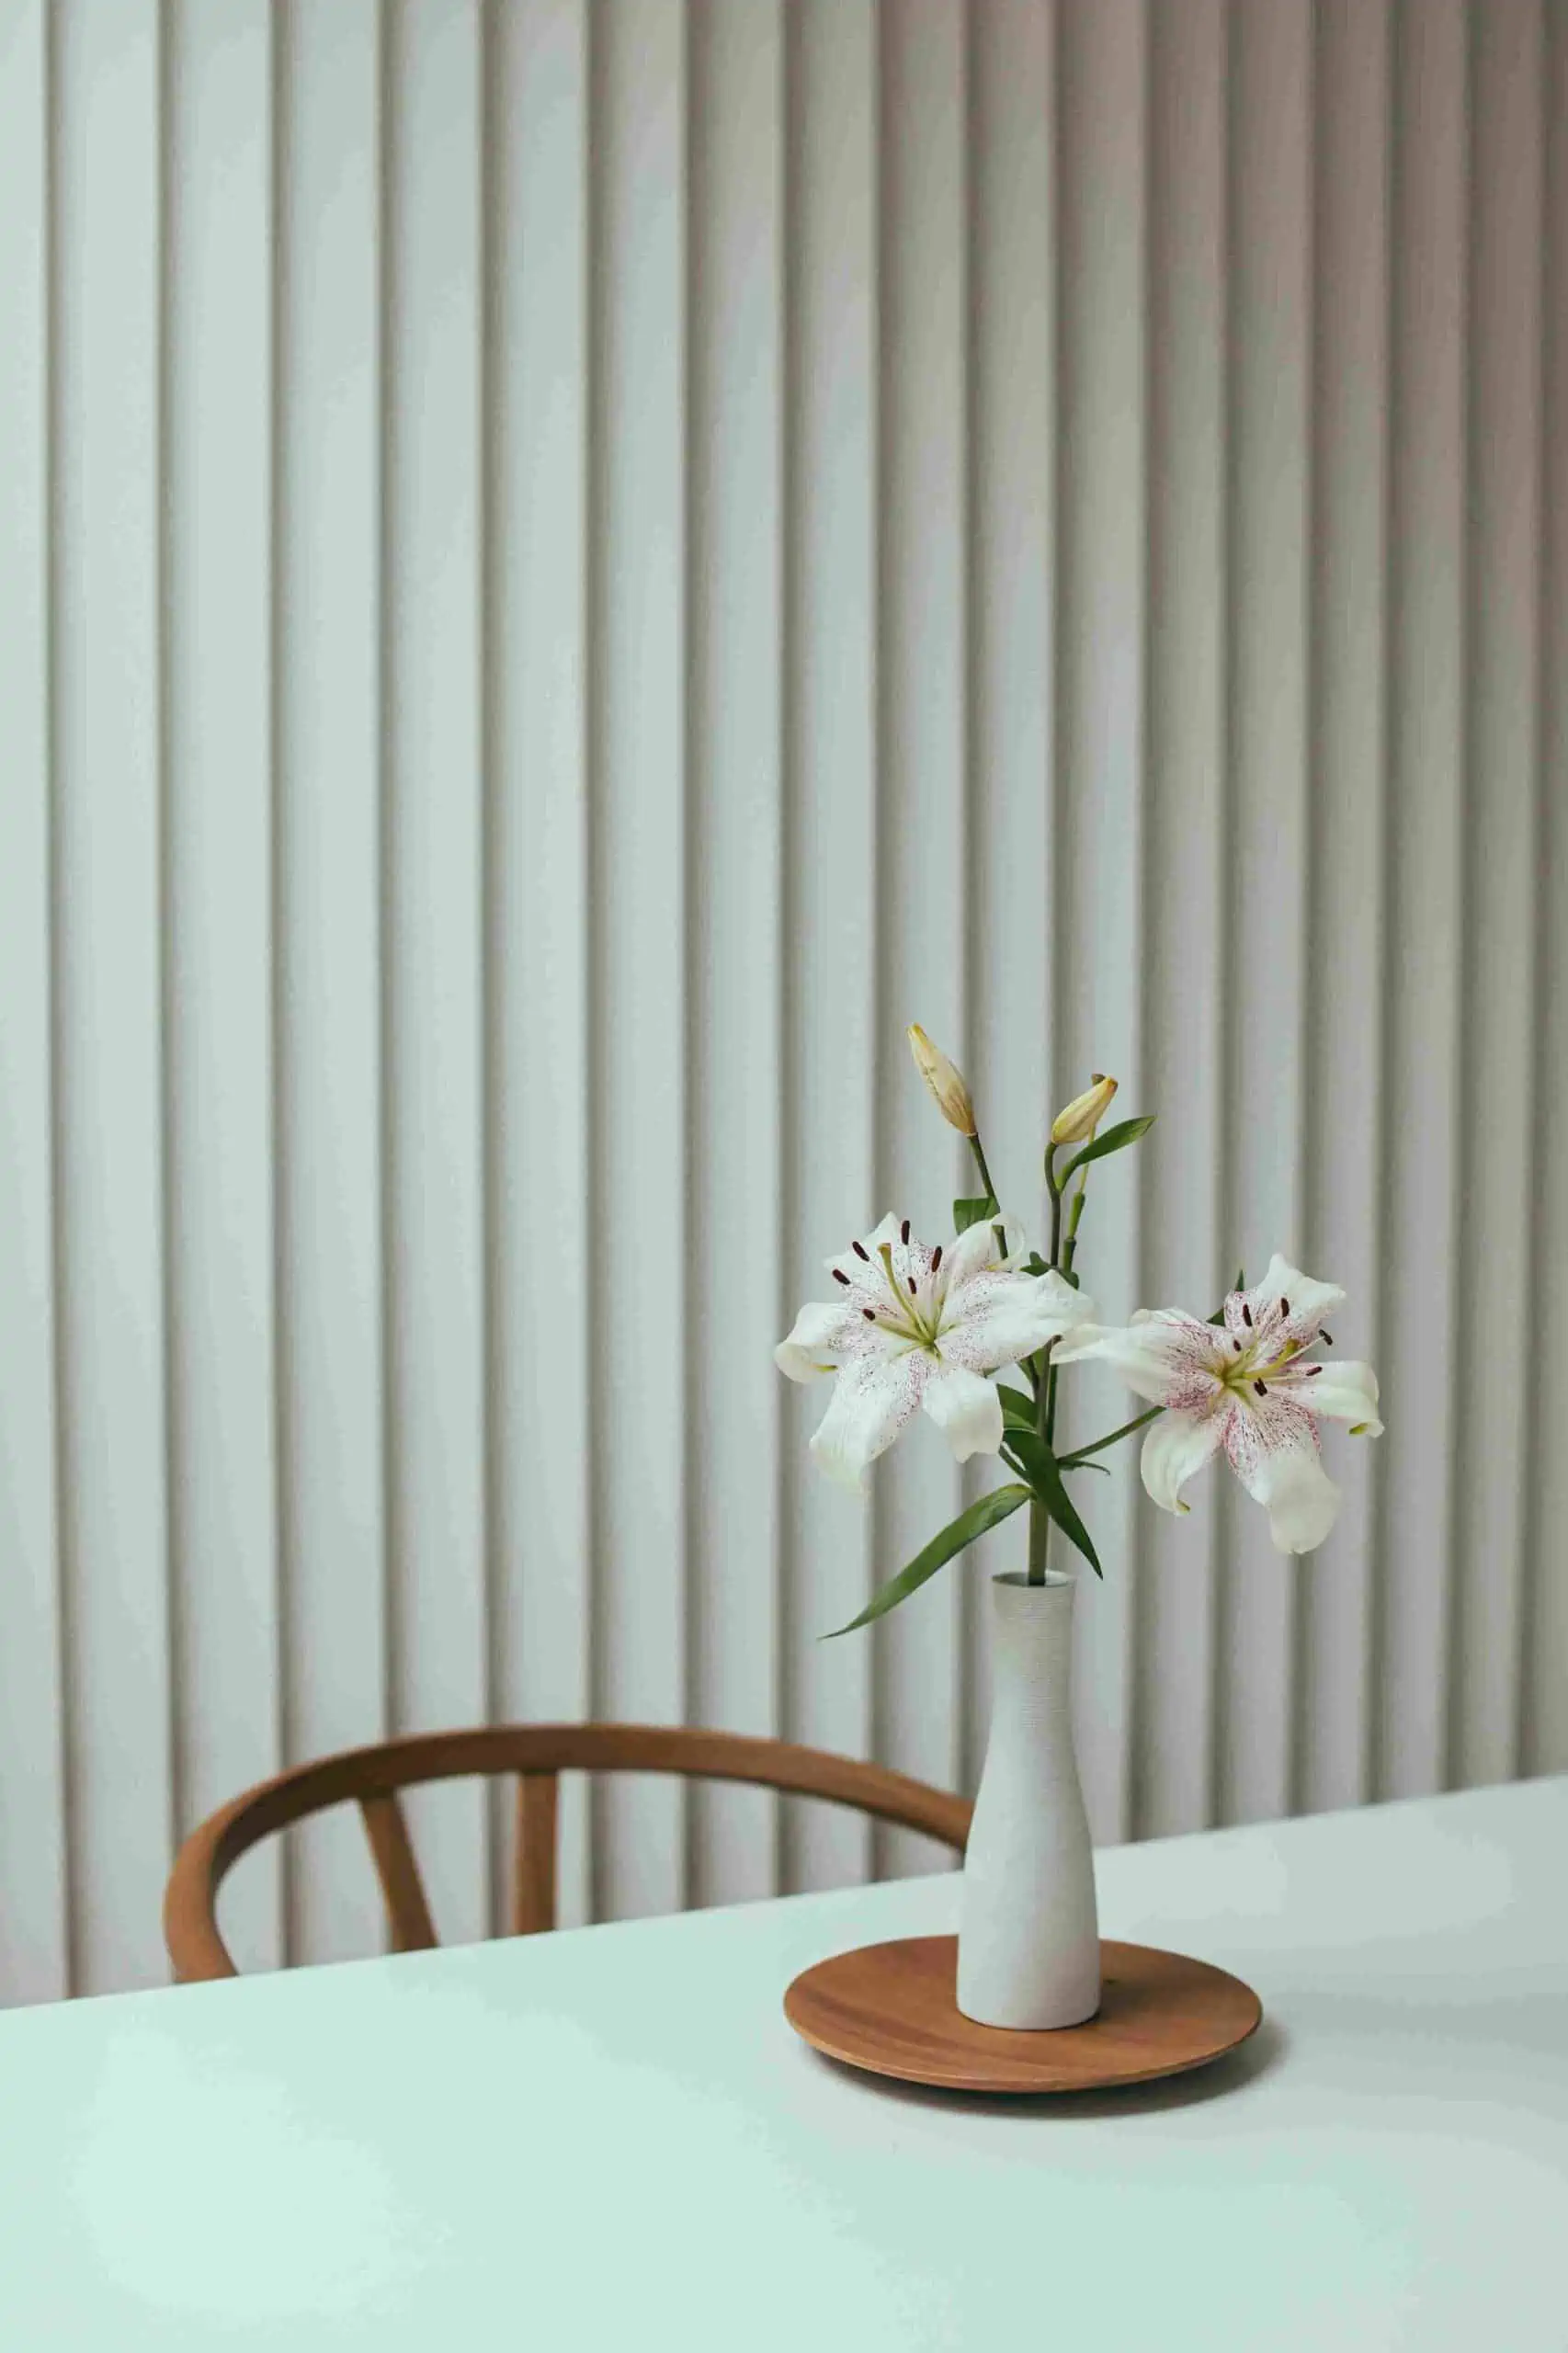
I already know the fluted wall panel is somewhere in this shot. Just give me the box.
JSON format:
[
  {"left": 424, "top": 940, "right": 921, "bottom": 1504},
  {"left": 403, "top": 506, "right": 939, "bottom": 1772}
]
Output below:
[
  {"left": 0, "top": 0, "right": 67, "bottom": 2006},
  {"left": 1, "top": 0, "right": 1562, "bottom": 2003},
  {"left": 275, "top": 0, "right": 388, "bottom": 1971}
]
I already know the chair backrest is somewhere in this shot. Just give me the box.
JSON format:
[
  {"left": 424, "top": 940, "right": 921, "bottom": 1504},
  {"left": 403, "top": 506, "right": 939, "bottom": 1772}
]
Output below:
[{"left": 163, "top": 1723, "right": 973, "bottom": 1983}]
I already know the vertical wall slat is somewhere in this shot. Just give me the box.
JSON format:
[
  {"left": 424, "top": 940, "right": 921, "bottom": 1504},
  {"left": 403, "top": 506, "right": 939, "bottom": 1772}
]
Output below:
[
  {"left": 1450, "top": 0, "right": 1544, "bottom": 1791},
  {"left": 687, "top": 0, "right": 785, "bottom": 1909},
  {"left": 52, "top": 0, "right": 172, "bottom": 1995},
  {"left": 874, "top": 0, "right": 971, "bottom": 1884},
  {"left": 1138, "top": 0, "right": 1227, "bottom": 1840},
  {"left": 490, "top": 0, "right": 594, "bottom": 1931},
  {"left": 163, "top": 0, "right": 281, "bottom": 1975},
  {"left": 0, "top": 0, "right": 68, "bottom": 2005},
  {"left": 1215, "top": 0, "right": 1313, "bottom": 1828},
  {"left": 589, "top": 0, "right": 689, "bottom": 1923},
  {"left": 964, "top": 0, "right": 1055, "bottom": 1795},
  {"left": 1525, "top": 0, "right": 1568, "bottom": 1783},
  {"left": 778, "top": 0, "right": 878, "bottom": 1897},
  {"left": 1054, "top": 0, "right": 1147, "bottom": 1848},
  {"left": 1297, "top": 0, "right": 1392, "bottom": 1818},
  {"left": 381, "top": 0, "right": 488, "bottom": 1947},
  {"left": 275, "top": 0, "right": 390, "bottom": 1963},
  {"left": 1525, "top": 0, "right": 1562, "bottom": 1779},
  {"left": 1377, "top": 0, "right": 1469, "bottom": 1802}
]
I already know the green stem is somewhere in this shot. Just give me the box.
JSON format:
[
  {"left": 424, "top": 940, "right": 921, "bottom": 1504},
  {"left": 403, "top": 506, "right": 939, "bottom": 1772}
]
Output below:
[
  {"left": 1026, "top": 1474, "right": 1051, "bottom": 1584},
  {"left": 1061, "top": 1178, "right": 1088, "bottom": 1273},
  {"left": 968, "top": 1131, "right": 999, "bottom": 1207},
  {"left": 968, "top": 1131, "right": 1007, "bottom": 1264},
  {"left": 1059, "top": 1404, "right": 1165, "bottom": 1466},
  {"left": 1027, "top": 1147, "right": 1066, "bottom": 1584}
]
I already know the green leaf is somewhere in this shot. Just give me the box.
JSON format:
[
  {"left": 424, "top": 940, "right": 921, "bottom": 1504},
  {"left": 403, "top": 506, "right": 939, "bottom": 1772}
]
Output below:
[
  {"left": 1066, "top": 1459, "right": 1110, "bottom": 1475},
  {"left": 1060, "top": 1115, "right": 1156, "bottom": 1186},
  {"left": 1059, "top": 1405, "right": 1164, "bottom": 1466},
  {"left": 824, "top": 1484, "right": 1032, "bottom": 1637},
  {"left": 1022, "top": 1250, "right": 1050, "bottom": 1278},
  {"left": 998, "top": 1384, "right": 1038, "bottom": 1431},
  {"left": 953, "top": 1195, "right": 999, "bottom": 1235},
  {"left": 1000, "top": 1430, "right": 1103, "bottom": 1578}
]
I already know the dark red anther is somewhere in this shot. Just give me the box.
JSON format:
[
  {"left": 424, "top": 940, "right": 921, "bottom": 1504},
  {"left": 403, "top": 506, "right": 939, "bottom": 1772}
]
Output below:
[
  {"left": 900, "top": 1219, "right": 911, "bottom": 1245},
  {"left": 1254, "top": 1380, "right": 1267, "bottom": 1396},
  {"left": 931, "top": 1245, "right": 943, "bottom": 1272},
  {"left": 1279, "top": 1298, "right": 1290, "bottom": 1316},
  {"left": 861, "top": 1307, "right": 876, "bottom": 1321},
  {"left": 1321, "top": 1330, "right": 1333, "bottom": 1346},
  {"left": 833, "top": 1268, "right": 850, "bottom": 1286},
  {"left": 852, "top": 1239, "right": 870, "bottom": 1262},
  {"left": 907, "top": 1275, "right": 917, "bottom": 1295},
  {"left": 1242, "top": 1302, "right": 1253, "bottom": 1327},
  {"left": 1305, "top": 1364, "right": 1321, "bottom": 1375}
]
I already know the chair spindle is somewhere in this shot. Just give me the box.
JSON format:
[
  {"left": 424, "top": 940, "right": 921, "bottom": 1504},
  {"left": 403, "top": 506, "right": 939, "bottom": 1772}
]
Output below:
[
  {"left": 513, "top": 1771, "right": 559, "bottom": 1936},
  {"left": 359, "top": 1792, "right": 438, "bottom": 1952}
]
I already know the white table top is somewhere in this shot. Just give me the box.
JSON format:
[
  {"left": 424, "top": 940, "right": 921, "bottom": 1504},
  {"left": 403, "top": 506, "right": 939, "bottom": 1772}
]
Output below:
[{"left": 1, "top": 1775, "right": 1564, "bottom": 2350}]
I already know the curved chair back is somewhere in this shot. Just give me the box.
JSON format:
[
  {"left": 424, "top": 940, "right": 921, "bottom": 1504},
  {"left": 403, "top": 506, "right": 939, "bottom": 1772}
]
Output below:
[{"left": 164, "top": 1722, "right": 972, "bottom": 1982}]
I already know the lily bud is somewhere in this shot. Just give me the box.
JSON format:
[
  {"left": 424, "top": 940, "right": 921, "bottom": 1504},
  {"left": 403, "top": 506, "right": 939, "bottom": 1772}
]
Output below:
[
  {"left": 1051, "top": 1072, "right": 1119, "bottom": 1147},
  {"left": 907, "top": 1024, "right": 976, "bottom": 1137}
]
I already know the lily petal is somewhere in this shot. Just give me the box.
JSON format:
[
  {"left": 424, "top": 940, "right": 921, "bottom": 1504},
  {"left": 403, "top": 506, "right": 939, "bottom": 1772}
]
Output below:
[
  {"left": 774, "top": 1299, "right": 864, "bottom": 1382},
  {"left": 942, "top": 1216, "right": 1006, "bottom": 1290},
  {"left": 824, "top": 1211, "right": 905, "bottom": 1289},
  {"left": 1278, "top": 1358, "right": 1381, "bottom": 1432},
  {"left": 807, "top": 1349, "right": 926, "bottom": 1490},
  {"left": 940, "top": 1267, "right": 1094, "bottom": 1375},
  {"left": 1051, "top": 1316, "right": 1199, "bottom": 1404},
  {"left": 1139, "top": 1407, "right": 1226, "bottom": 1516},
  {"left": 1241, "top": 1438, "right": 1342, "bottom": 1554},
  {"left": 920, "top": 1363, "right": 1005, "bottom": 1463},
  {"left": 1221, "top": 1386, "right": 1340, "bottom": 1552},
  {"left": 1227, "top": 1253, "right": 1346, "bottom": 1351}
]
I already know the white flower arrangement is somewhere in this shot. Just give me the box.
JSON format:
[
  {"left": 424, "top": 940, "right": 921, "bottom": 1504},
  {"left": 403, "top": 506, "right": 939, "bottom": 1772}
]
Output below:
[{"left": 776, "top": 1029, "right": 1383, "bottom": 1634}]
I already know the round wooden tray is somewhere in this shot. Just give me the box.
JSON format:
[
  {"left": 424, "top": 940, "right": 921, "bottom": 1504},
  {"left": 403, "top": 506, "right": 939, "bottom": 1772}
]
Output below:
[{"left": 784, "top": 1934, "right": 1262, "bottom": 2094}]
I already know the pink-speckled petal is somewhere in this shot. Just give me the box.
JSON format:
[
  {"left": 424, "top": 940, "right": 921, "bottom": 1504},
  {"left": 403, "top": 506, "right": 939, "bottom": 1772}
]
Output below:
[
  {"left": 1052, "top": 1313, "right": 1222, "bottom": 1410},
  {"left": 1269, "top": 1358, "right": 1382, "bottom": 1433},
  {"left": 920, "top": 1363, "right": 1005, "bottom": 1463},
  {"left": 774, "top": 1297, "right": 868, "bottom": 1382},
  {"left": 1244, "top": 1442, "right": 1341, "bottom": 1554},
  {"left": 807, "top": 1347, "right": 927, "bottom": 1490},
  {"left": 824, "top": 1211, "right": 906, "bottom": 1290},
  {"left": 939, "top": 1267, "right": 1092, "bottom": 1375},
  {"left": 1139, "top": 1406, "right": 1228, "bottom": 1517},
  {"left": 1222, "top": 1387, "right": 1340, "bottom": 1553},
  {"left": 1224, "top": 1253, "right": 1346, "bottom": 1355}
]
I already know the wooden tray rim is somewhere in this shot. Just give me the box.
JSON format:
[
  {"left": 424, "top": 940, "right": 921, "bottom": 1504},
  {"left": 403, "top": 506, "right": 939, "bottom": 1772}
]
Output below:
[{"left": 783, "top": 1932, "right": 1264, "bottom": 2096}]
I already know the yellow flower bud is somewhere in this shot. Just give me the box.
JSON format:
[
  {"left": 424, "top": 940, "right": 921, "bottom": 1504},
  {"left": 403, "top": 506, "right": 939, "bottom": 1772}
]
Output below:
[
  {"left": 1051, "top": 1073, "right": 1119, "bottom": 1147},
  {"left": 906, "top": 1024, "right": 977, "bottom": 1137}
]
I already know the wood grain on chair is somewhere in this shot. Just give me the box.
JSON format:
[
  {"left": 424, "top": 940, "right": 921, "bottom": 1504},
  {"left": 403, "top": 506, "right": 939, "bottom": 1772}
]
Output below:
[{"left": 163, "top": 1724, "right": 973, "bottom": 1983}]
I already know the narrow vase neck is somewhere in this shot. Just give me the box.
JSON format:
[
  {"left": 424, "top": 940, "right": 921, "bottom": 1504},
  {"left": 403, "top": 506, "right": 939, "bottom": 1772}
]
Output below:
[{"left": 986, "top": 1572, "right": 1077, "bottom": 1721}]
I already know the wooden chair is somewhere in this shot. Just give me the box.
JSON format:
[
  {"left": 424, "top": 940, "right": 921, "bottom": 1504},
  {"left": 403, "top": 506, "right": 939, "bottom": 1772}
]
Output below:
[{"left": 163, "top": 1722, "right": 973, "bottom": 1983}]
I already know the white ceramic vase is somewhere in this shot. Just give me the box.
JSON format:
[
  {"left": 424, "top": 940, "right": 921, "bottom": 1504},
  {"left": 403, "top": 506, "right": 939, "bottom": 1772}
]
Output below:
[{"left": 956, "top": 1569, "right": 1101, "bottom": 2029}]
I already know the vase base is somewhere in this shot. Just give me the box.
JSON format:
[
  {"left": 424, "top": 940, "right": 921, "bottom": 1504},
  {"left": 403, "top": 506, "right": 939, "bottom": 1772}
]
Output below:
[
  {"left": 954, "top": 1987, "right": 1100, "bottom": 2032},
  {"left": 784, "top": 1935, "right": 1261, "bottom": 2096}
]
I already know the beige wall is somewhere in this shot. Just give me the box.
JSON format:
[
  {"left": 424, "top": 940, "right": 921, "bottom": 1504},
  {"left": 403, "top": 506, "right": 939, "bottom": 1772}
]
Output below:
[{"left": 0, "top": 0, "right": 1563, "bottom": 2001}]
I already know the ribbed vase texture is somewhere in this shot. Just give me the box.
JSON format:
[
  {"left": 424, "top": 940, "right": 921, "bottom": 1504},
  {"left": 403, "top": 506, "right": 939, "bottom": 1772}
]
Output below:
[{"left": 957, "top": 1571, "right": 1101, "bottom": 2029}]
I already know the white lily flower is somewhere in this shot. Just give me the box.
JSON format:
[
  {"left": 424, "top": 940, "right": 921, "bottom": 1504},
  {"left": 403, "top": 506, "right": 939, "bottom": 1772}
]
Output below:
[
  {"left": 776, "top": 1211, "right": 1095, "bottom": 1492},
  {"left": 1053, "top": 1252, "right": 1382, "bottom": 1555}
]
